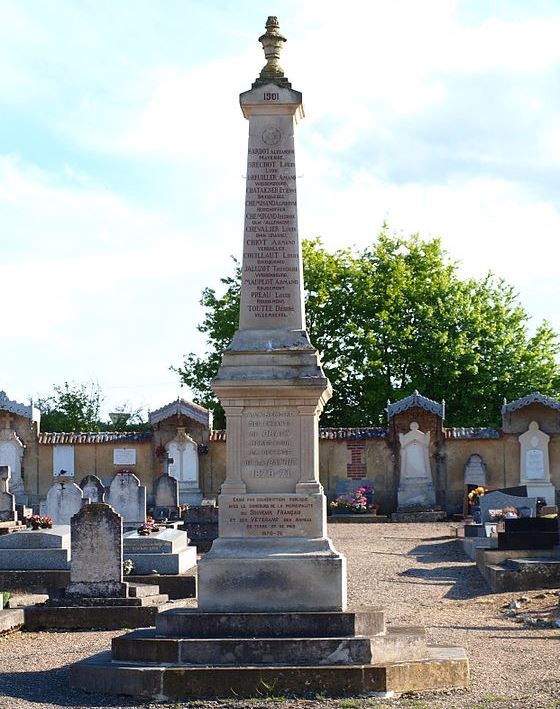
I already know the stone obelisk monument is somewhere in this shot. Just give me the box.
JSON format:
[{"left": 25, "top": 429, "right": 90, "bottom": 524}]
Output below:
[{"left": 198, "top": 16, "right": 346, "bottom": 612}]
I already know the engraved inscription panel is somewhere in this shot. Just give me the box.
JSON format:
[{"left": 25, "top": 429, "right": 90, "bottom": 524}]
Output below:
[
  {"left": 222, "top": 495, "right": 316, "bottom": 537},
  {"left": 242, "top": 408, "right": 299, "bottom": 492},
  {"left": 240, "top": 113, "right": 303, "bottom": 329}
]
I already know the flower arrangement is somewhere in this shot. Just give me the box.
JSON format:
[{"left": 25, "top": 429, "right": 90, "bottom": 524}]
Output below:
[
  {"left": 26, "top": 515, "right": 53, "bottom": 530},
  {"left": 137, "top": 516, "right": 160, "bottom": 535},
  {"left": 123, "top": 559, "right": 134, "bottom": 576},
  {"left": 329, "top": 485, "right": 378, "bottom": 514},
  {"left": 468, "top": 486, "right": 486, "bottom": 507}
]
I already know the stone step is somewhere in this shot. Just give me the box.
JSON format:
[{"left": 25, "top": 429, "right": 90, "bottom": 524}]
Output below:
[
  {"left": 0, "top": 549, "right": 69, "bottom": 570},
  {"left": 156, "top": 608, "right": 386, "bottom": 639},
  {"left": 128, "top": 583, "right": 161, "bottom": 598},
  {"left": 484, "top": 556, "right": 560, "bottom": 593},
  {"left": 69, "top": 645, "right": 468, "bottom": 698},
  {"left": 24, "top": 603, "right": 166, "bottom": 631},
  {"left": 126, "top": 547, "right": 197, "bottom": 575},
  {"left": 130, "top": 573, "right": 196, "bottom": 600},
  {"left": 0, "top": 609, "right": 24, "bottom": 634},
  {"left": 112, "top": 625, "right": 427, "bottom": 666}
]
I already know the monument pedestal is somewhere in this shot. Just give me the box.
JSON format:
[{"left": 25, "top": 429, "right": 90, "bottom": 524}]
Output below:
[
  {"left": 523, "top": 482, "right": 555, "bottom": 506},
  {"left": 397, "top": 479, "right": 436, "bottom": 509},
  {"left": 199, "top": 537, "right": 346, "bottom": 612}
]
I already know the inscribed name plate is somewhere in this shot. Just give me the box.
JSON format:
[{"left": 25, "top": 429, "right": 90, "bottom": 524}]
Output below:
[
  {"left": 525, "top": 449, "right": 545, "bottom": 480},
  {"left": 242, "top": 408, "right": 299, "bottom": 493},
  {"left": 113, "top": 448, "right": 136, "bottom": 466},
  {"left": 221, "top": 494, "right": 322, "bottom": 537}
]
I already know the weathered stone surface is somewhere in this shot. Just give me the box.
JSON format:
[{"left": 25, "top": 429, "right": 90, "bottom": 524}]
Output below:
[
  {"left": 154, "top": 473, "right": 179, "bottom": 508},
  {"left": 156, "top": 607, "right": 386, "bottom": 638},
  {"left": 69, "top": 645, "right": 468, "bottom": 699},
  {"left": 43, "top": 481, "right": 83, "bottom": 525},
  {"left": 24, "top": 604, "right": 165, "bottom": 631},
  {"left": 479, "top": 490, "right": 537, "bottom": 523},
  {"left": 79, "top": 474, "right": 105, "bottom": 503},
  {"left": 0, "top": 569, "right": 69, "bottom": 593},
  {"left": 464, "top": 454, "right": 487, "bottom": 486},
  {"left": 0, "top": 526, "right": 69, "bottom": 549},
  {"left": 130, "top": 574, "right": 196, "bottom": 600},
  {"left": 107, "top": 472, "right": 146, "bottom": 527},
  {"left": 0, "top": 608, "right": 24, "bottom": 634},
  {"left": 519, "top": 421, "right": 556, "bottom": 504},
  {"left": 397, "top": 422, "right": 436, "bottom": 509},
  {"left": 124, "top": 529, "right": 188, "bottom": 555},
  {"left": 66, "top": 503, "right": 126, "bottom": 598},
  {"left": 0, "top": 549, "right": 70, "bottom": 570}
]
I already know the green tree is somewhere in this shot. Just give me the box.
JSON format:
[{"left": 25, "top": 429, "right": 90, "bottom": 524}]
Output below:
[
  {"left": 37, "top": 381, "right": 104, "bottom": 432},
  {"left": 174, "top": 230, "right": 560, "bottom": 428}
]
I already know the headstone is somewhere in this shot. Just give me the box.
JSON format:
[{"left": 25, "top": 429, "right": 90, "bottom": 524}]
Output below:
[
  {"left": 479, "top": 490, "right": 537, "bottom": 524},
  {"left": 0, "top": 465, "right": 16, "bottom": 523},
  {"left": 79, "top": 474, "right": 105, "bottom": 504},
  {"left": 198, "top": 18, "right": 346, "bottom": 613},
  {"left": 518, "top": 421, "right": 555, "bottom": 504},
  {"left": 463, "top": 454, "right": 487, "bottom": 486},
  {"left": 167, "top": 427, "right": 202, "bottom": 505},
  {"left": 43, "top": 482, "right": 83, "bottom": 525},
  {"left": 153, "top": 472, "right": 180, "bottom": 521},
  {"left": 107, "top": 472, "right": 146, "bottom": 529},
  {"left": 397, "top": 422, "right": 436, "bottom": 508},
  {"left": 0, "top": 416, "right": 25, "bottom": 500},
  {"left": 66, "top": 503, "right": 127, "bottom": 598}
]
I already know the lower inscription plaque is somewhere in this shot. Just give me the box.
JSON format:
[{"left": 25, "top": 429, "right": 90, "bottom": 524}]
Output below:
[{"left": 221, "top": 494, "right": 320, "bottom": 537}]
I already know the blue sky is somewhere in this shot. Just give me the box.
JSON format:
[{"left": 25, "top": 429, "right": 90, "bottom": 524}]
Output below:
[{"left": 2, "top": 1, "right": 560, "bottom": 420}]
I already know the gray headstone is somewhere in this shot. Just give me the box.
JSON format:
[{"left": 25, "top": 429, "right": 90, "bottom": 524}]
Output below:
[
  {"left": 154, "top": 473, "right": 179, "bottom": 508},
  {"left": 479, "top": 490, "right": 537, "bottom": 524},
  {"left": 107, "top": 472, "right": 146, "bottom": 527},
  {"left": 79, "top": 474, "right": 105, "bottom": 503},
  {"left": 66, "top": 503, "right": 127, "bottom": 598},
  {"left": 44, "top": 482, "right": 83, "bottom": 525}
]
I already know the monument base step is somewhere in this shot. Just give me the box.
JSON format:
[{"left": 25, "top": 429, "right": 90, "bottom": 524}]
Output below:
[
  {"left": 125, "top": 546, "right": 197, "bottom": 575},
  {"left": 155, "top": 608, "right": 386, "bottom": 638},
  {"left": 23, "top": 602, "right": 168, "bottom": 630},
  {"left": 391, "top": 511, "right": 447, "bottom": 523},
  {"left": 69, "top": 646, "right": 468, "bottom": 699},
  {"left": 0, "top": 609, "right": 24, "bottom": 634},
  {"left": 112, "top": 625, "right": 428, "bottom": 666},
  {"left": 130, "top": 573, "right": 196, "bottom": 600}
]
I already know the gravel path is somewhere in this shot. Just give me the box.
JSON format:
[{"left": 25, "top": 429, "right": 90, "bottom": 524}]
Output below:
[{"left": 1, "top": 522, "right": 559, "bottom": 709}]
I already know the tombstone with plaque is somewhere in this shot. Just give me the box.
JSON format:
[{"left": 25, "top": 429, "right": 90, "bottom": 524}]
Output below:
[{"left": 519, "top": 421, "right": 556, "bottom": 504}]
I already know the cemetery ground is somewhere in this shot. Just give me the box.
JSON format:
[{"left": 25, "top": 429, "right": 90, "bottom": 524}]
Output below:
[{"left": 1, "top": 523, "right": 559, "bottom": 709}]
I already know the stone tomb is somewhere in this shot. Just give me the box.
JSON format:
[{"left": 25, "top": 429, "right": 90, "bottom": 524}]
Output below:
[
  {"left": 153, "top": 472, "right": 181, "bottom": 521},
  {"left": 479, "top": 490, "right": 537, "bottom": 524},
  {"left": 123, "top": 528, "right": 196, "bottom": 575},
  {"left": 79, "top": 474, "right": 105, "bottom": 504},
  {"left": 519, "top": 421, "right": 556, "bottom": 505},
  {"left": 397, "top": 422, "right": 436, "bottom": 508},
  {"left": 0, "top": 526, "right": 70, "bottom": 570},
  {"left": 69, "top": 16, "right": 468, "bottom": 700},
  {"left": 464, "top": 454, "right": 487, "bottom": 486},
  {"left": 24, "top": 504, "right": 169, "bottom": 630},
  {"left": 41, "top": 481, "right": 83, "bottom": 525},
  {"left": 106, "top": 472, "right": 146, "bottom": 529}
]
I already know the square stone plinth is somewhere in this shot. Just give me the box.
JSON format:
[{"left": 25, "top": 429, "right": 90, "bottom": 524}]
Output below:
[{"left": 198, "top": 537, "right": 346, "bottom": 612}]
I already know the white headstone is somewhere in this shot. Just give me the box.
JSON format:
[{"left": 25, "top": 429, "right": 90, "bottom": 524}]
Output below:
[
  {"left": 79, "top": 474, "right": 105, "bottom": 503},
  {"left": 464, "top": 454, "right": 487, "bottom": 486},
  {"left": 44, "top": 481, "right": 83, "bottom": 525},
  {"left": 518, "top": 421, "right": 555, "bottom": 504},
  {"left": 397, "top": 422, "right": 436, "bottom": 508},
  {"left": 167, "top": 427, "right": 202, "bottom": 505},
  {"left": 107, "top": 472, "right": 146, "bottom": 528},
  {"left": 0, "top": 465, "right": 16, "bottom": 522}
]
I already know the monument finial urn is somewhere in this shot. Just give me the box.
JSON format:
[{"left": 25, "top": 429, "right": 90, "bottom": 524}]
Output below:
[{"left": 258, "top": 16, "right": 287, "bottom": 82}]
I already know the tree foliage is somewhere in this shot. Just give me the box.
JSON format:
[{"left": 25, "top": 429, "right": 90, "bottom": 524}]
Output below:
[
  {"left": 174, "top": 230, "right": 560, "bottom": 428},
  {"left": 37, "top": 381, "right": 104, "bottom": 432},
  {"left": 36, "top": 381, "right": 149, "bottom": 432}
]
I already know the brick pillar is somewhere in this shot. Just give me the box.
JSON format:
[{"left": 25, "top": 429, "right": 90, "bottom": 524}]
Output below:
[{"left": 346, "top": 441, "right": 366, "bottom": 479}]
